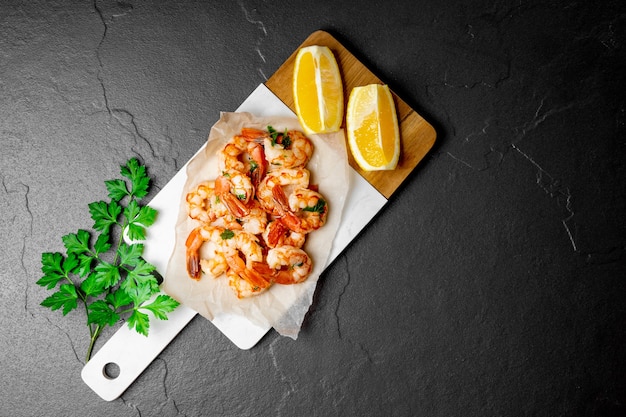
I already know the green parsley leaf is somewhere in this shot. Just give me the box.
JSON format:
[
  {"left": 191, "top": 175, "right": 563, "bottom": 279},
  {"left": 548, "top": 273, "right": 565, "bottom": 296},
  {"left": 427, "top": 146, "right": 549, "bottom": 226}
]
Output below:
[
  {"left": 105, "top": 288, "right": 133, "bottom": 309},
  {"left": 36, "top": 274, "right": 64, "bottom": 290},
  {"left": 123, "top": 198, "right": 141, "bottom": 220},
  {"left": 127, "top": 309, "right": 150, "bottom": 336},
  {"left": 121, "top": 258, "right": 159, "bottom": 303},
  {"left": 124, "top": 284, "right": 153, "bottom": 305},
  {"left": 41, "top": 251, "right": 63, "bottom": 276},
  {"left": 88, "top": 200, "right": 121, "bottom": 233},
  {"left": 124, "top": 200, "right": 157, "bottom": 241},
  {"left": 139, "top": 294, "right": 180, "bottom": 320},
  {"left": 134, "top": 205, "right": 157, "bottom": 227},
  {"left": 80, "top": 273, "right": 106, "bottom": 297},
  {"left": 127, "top": 259, "right": 157, "bottom": 284},
  {"left": 94, "top": 261, "right": 122, "bottom": 289},
  {"left": 41, "top": 284, "right": 78, "bottom": 315},
  {"left": 93, "top": 233, "right": 112, "bottom": 255},
  {"left": 105, "top": 179, "right": 129, "bottom": 202},
  {"left": 37, "top": 252, "right": 65, "bottom": 289},
  {"left": 87, "top": 300, "right": 120, "bottom": 327},
  {"left": 76, "top": 253, "right": 94, "bottom": 278},
  {"left": 121, "top": 158, "right": 150, "bottom": 199},
  {"left": 118, "top": 243, "right": 144, "bottom": 267},
  {"left": 62, "top": 253, "right": 80, "bottom": 276},
  {"left": 62, "top": 230, "right": 91, "bottom": 255},
  {"left": 126, "top": 223, "right": 146, "bottom": 242}
]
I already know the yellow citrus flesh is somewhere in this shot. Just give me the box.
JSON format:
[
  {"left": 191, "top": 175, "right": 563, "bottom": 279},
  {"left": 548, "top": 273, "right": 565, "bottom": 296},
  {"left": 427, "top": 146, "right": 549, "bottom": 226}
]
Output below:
[
  {"left": 346, "top": 84, "right": 400, "bottom": 171},
  {"left": 293, "top": 45, "right": 343, "bottom": 135}
]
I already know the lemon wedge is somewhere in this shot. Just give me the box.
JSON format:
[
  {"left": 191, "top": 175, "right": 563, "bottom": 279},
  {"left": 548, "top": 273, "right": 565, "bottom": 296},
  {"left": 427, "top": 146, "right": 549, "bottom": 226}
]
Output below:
[
  {"left": 346, "top": 84, "right": 400, "bottom": 171},
  {"left": 293, "top": 45, "right": 344, "bottom": 135}
]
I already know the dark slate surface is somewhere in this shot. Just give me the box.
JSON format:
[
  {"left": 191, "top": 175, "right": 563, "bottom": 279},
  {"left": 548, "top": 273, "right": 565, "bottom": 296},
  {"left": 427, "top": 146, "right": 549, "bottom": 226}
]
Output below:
[{"left": 1, "top": 1, "right": 625, "bottom": 416}]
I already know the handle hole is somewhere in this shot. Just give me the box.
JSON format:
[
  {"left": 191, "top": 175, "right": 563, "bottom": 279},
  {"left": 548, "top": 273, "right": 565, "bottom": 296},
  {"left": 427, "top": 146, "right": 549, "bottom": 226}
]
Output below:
[{"left": 103, "top": 362, "right": 120, "bottom": 380}]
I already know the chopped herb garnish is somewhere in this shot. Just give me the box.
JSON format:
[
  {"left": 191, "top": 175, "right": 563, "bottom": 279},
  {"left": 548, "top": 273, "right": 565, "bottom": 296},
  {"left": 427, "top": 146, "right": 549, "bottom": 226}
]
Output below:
[
  {"left": 303, "top": 199, "right": 326, "bottom": 213},
  {"left": 268, "top": 125, "right": 279, "bottom": 146},
  {"left": 281, "top": 130, "right": 292, "bottom": 149},
  {"left": 220, "top": 229, "right": 235, "bottom": 240},
  {"left": 267, "top": 125, "right": 291, "bottom": 148},
  {"left": 249, "top": 160, "right": 258, "bottom": 173}
]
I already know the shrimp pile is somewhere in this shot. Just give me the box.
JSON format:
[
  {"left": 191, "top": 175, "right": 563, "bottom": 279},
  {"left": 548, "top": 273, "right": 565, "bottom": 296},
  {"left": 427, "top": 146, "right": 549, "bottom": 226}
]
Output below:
[{"left": 184, "top": 126, "right": 328, "bottom": 298}]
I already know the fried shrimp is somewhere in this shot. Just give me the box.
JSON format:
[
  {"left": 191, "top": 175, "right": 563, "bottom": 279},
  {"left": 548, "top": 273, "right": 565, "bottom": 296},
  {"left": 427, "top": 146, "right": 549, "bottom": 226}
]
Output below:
[
  {"left": 237, "top": 127, "right": 313, "bottom": 169},
  {"left": 186, "top": 181, "right": 230, "bottom": 224},
  {"left": 256, "top": 168, "right": 310, "bottom": 216},
  {"left": 262, "top": 220, "right": 306, "bottom": 249},
  {"left": 217, "top": 134, "right": 267, "bottom": 183},
  {"left": 236, "top": 199, "right": 268, "bottom": 235},
  {"left": 264, "top": 129, "right": 313, "bottom": 169},
  {"left": 266, "top": 245, "right": 312, "bottom": 284},
  {"left": 273, "top": 186, "right": 328, "bottom": 234},
  {"left": 183, "top": 125, "right": 327, "bottom": 296},
  {"left": 287, "top": 187, "right": 329, "bottom": 232},
  {"left": 185, "top": 225, "right": 230, "bottom": 280},
  {"left": 215, "top": 170, "right": 254, "bottom": 218},
  {"left": 221, "top": 230, "right": 270, "bottom": 293},
  {"left": 227, "top": 268, "right": 267, "bottom": 299}
]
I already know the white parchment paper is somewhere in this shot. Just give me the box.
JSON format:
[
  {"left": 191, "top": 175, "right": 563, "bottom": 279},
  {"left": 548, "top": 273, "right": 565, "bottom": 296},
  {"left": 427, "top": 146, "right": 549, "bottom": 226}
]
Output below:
[{"left": 162, "top": 112, "right": 349, "bottom": 338}]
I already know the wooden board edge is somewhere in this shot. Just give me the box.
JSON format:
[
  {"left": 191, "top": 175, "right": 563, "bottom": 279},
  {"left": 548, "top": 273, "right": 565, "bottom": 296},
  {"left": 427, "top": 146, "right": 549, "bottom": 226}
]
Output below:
[{"left": 265, "top": 30, "right": 436, "bottom": 199}]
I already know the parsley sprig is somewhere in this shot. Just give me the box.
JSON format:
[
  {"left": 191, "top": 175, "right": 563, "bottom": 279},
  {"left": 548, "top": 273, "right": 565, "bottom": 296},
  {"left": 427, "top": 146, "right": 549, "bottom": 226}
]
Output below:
[{"left": 37, "top": 158, "right": 179, "bottom": 362}]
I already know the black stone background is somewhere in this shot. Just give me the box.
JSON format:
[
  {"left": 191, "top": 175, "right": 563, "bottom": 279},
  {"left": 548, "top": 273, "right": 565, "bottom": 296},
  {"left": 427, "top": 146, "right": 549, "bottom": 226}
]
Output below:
[{"left": 1, "top": 1, "right": 624, "bottom": 416}]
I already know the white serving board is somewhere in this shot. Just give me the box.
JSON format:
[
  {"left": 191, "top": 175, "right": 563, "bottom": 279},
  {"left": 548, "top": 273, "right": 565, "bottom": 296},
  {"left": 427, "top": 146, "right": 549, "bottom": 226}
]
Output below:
[{"left": 81, "top": 84, "right": 388, "bottom": 401}]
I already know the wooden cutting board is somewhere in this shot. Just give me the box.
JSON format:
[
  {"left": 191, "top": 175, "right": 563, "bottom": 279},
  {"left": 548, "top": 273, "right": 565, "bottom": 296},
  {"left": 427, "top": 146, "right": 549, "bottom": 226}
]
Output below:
[{"left": 266, "top": 30, "right": 436, "bottom": 199}]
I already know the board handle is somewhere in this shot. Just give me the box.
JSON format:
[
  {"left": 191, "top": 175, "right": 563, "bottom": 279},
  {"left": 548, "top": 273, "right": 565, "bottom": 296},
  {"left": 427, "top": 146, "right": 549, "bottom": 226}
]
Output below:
[{"left": 81, "top": 300, "right": 197, "bottom": 401}]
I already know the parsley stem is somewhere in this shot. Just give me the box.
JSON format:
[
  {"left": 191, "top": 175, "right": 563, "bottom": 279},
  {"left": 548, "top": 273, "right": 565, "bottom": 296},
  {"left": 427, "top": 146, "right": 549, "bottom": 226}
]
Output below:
[
  {"left": 86, "top": 324, "right": 102, "bottom": 362},
  {"left": 113, "top": 223, "right": 126, "bottom": 265},
  {"left": 83, "top": 207, "right": 130, "bottom": 363},
  {"left": 116, "top": 306, "right": 136, "bottom": 315}
]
